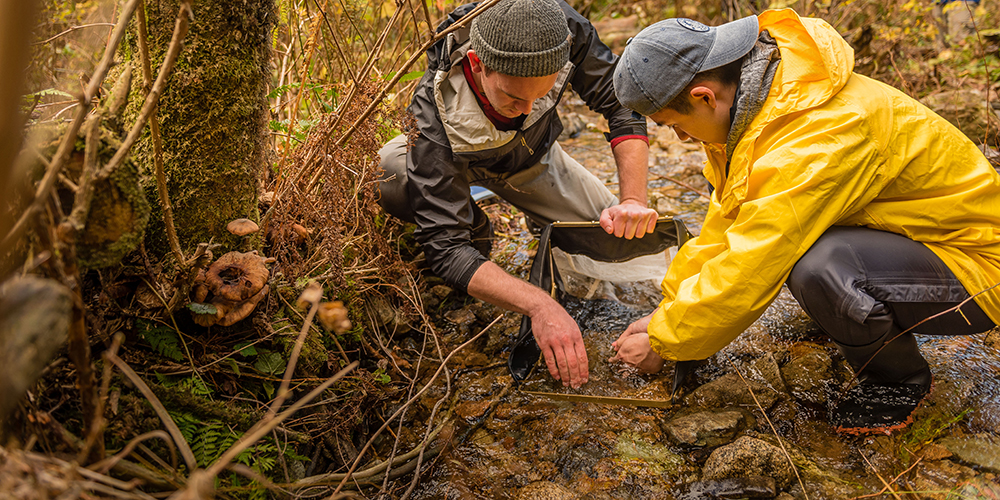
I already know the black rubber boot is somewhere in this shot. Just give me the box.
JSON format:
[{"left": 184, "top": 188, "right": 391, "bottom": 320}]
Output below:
[
  {"left": 835, "top": 331, "right": 932, "bottom": 387},
  {"left": 830, "top": 331, "right": 932, "bottom": 435}
]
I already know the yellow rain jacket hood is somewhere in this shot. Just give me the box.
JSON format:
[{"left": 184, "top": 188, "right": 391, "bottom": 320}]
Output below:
[{"left": 648, "top": 9, "right": 1000, "bottom": 361}]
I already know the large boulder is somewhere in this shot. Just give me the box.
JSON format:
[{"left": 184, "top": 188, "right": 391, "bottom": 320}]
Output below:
[
  {"left": 661, "top": 409, "right": 753, "bottom": 448},
  {"left": 702, "top": 436, "right": 796, "bottom": 489}
]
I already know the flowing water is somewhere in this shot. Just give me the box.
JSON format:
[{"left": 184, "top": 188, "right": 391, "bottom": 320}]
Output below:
[{"left": 407, "top": 102, "right": 1000, "bottom": 499}]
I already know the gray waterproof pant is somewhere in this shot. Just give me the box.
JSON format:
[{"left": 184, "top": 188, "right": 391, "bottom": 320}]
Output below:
[
  {"left": 377, "top": 135, "right": 617, "bottom": 255},
  {"left": 787, "top": 226, "right": 996, "bottom": 385}
]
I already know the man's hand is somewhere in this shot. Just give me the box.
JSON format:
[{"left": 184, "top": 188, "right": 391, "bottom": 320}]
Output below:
[
  {"left": 532, "top": 302, "right": 589, "bottom": 388},
  {"left": 600, "top": 199, "right": 658, "bottom": 239},
  {"left": 609, "top": 313, "right": 665, "bottom": 373},
  {"left": 467, "top": 262, "right": 589, "bottom": 388}
]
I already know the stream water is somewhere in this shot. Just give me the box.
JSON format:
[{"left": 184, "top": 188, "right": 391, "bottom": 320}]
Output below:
[{"left": 406, "top": 101, "right": 1000, "bottom": 499}]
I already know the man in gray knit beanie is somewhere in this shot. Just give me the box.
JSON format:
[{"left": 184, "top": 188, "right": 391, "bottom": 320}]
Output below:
[
  {"left": 377, "top": 0, "right": 658, "bottom": 389},
  {"left": 469, "top": 0, "right": 571, "bottom": 78}
]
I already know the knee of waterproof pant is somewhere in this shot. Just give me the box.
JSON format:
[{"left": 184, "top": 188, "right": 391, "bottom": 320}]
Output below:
[
  {"left": 788, "top": 236, "right": 875, "bottom": 326},
  {"left": 376, "top": 135, "right": 413, "bottom": 222}
]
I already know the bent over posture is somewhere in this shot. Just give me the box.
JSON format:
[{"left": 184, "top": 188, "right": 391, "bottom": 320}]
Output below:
[
  {"left": 610, "top": 11, "right": 1000, "bottom": 434},
  {"left": 378, "top": 0, "right": 659, "bottom": 388}
]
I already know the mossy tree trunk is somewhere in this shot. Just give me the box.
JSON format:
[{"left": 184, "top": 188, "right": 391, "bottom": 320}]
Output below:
[{"left": 125, "top": 0, "right": 275, "bottom": 255}]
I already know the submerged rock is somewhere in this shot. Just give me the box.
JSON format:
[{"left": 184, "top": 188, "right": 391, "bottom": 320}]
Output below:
[
  {"left": 686, "top": 372, "right": 782, "bottom": 410},
  {"left": 674, "top": 476, "right": 776, "bottom": 499},
  {"left": 911, "top": 459, "right": 978, "bottom": 500},
  {"left": 937, "top": 434, "right": 1000, "bottom": 472},
  {"left": 516, "top": 481, "right": 579, "bottom": 500},
  {"left": 662, "top": 409, "right": 752, "bottom": 448},
  {"left": 702, "top": 436, "right": 795, "bottom": 489},
  {"left": 782, "top": 347, "right": 834, "bottom": 405}
]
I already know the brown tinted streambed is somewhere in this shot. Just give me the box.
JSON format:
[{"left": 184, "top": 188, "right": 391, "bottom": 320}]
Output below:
[{"left": 405, "top": 101, "right": 1000, "bottom": 499}]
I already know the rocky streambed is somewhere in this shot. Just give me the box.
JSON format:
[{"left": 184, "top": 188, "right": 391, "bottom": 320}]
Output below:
[{"left": 401, "top": 99, "right": 1000, "bottom": 499}]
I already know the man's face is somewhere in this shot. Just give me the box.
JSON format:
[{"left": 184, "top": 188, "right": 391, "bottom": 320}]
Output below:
[
  {"left": 647, "top": 88, "right": 732, "bottom": 145},
  {"left": 469, "top": 51, "right": 558, "bottom": 118}
]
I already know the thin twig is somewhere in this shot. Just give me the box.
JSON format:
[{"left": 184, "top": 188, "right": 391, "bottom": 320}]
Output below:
[
  {"left": 274, "top": 0, "right": 330, "bottom": 181},
  {"left": 136, "top": 0, "right": 185, "bottom": 265},
  {"left": 846, "top": 281, "right": 1000, "bottom": 390},
  {"left": 330, "top": 315, "right": 503, "bottom": 497},
  {"left": 329, "top": 0, "right": 503, "bottom": 149},
  {"left": 851, "top": 455, "right": 923, "bottom": 499},
  {"left": 0, "top": 0, "right": 142, "bottom": 253},
  {"left": 89, "top": 430, "right": 178, "bottom": 475},
  {"left": 77, "top": 331, "right": 124, "bottom": 464},
  {"left": 107, "top": 352, "right": 198, "bottom": 471},
  {"left": 202, "top": 361, "right": 360, "bottom": 478},
  {"left": 859, "top": 451, "right": 903, "bottom": 500},
  {"left": 651, "top": 174, "right": 711, "bottom": 200},
  {"left": 728, "top": 358, "right": 810, "bottom": 500},
  {"left": 33, "top": 23, "right": 116, "bottom": 45},
  {"left": 267, "top": 298, "right": 321, "bottom": 417}
]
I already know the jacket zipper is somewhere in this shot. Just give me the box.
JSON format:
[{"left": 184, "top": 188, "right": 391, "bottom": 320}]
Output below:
[{"left": 520, "top": 135, "right": 534, "bottom": 155}]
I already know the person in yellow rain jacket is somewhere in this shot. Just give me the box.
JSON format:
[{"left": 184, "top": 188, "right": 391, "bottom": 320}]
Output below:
[{"left": 609, "top": 10, "right": 1000, "bottom": 434}]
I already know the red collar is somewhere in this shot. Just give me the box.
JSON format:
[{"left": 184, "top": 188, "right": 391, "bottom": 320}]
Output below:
[{"left": 461, "top": 57, "right": 521, "bottom": 131}]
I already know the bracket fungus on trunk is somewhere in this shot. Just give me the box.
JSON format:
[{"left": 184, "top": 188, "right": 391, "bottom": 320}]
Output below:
[{"left": 190, "top": 250, "right": 272, "bottom": 327}]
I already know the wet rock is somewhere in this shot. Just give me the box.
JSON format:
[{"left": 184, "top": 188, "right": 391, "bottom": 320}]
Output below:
[
  {"left": 702, "top": 436, "right": 795, "bottom": 489},
  {"left": 456, "top": 400, "right": 491, "bottom": 421},
  {"left": 686, "top": 371, "right": 781, "bottom": 410},
  {"left": 516, "top": 480, "right": 579, "bottom": 500},
  {"left": 782, "top": 347, "right": 834, "bottom": 405},
  {"left": 655, "top": 196, "right": 684, "bottom": 216},
  {"left": 558, "top": 113, "right": 586, "bottom": 140},
  {"left": 662, "top": 409, "right": 751, "bottom": 448},
  {"left": 937, "top": 434, "right": 1000, "bottom": 472},
  {"left": 369, "top": 295, "right": 411, "bottom": 334},
  {"left": 747, "top": 353, "right": 789, "bottom": 395},
  {"left": 431, "top": 284, "right": 453, "bottom": 300},
  {"left": 911, "top": 459, "right": 977, "bottom": 500},
  {"left": 614, "top": 431, "right": 686, "bottom": 473},
  {"left": 674, "top": 476, "right": 776, "bottom": 499},
  {"left": 420, "top": 291, "right": 440, "bottom": 309},
  {"left": 444, "top": 305, "right": 477, "bottom": 326},
  {"left": 919, "top": 443, "right": 953, "bottom": 461}
]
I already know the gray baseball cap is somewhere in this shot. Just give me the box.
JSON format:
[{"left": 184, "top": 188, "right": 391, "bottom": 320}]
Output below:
[{"left": 614, "top": 16, "right": 759, "bottom": 116}]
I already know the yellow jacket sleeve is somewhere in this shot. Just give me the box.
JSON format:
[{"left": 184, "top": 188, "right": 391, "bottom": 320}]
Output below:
[{"left": 648, "top": 106, "right": 892, "bottom": 361}]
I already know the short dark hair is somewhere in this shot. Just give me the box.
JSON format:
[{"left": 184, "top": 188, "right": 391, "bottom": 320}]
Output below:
[{"left": 663, "top": 58, "right": 743, "bottom": 114}]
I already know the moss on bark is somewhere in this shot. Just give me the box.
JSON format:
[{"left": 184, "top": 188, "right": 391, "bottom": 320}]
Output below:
[{"left": 124, "top": 0, "right": 275, "bottom": 255}]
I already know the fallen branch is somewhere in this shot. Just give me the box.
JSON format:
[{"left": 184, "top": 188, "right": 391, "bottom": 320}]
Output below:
[{"left": 107, "top": 350, "right": 198, "bottom": 471}]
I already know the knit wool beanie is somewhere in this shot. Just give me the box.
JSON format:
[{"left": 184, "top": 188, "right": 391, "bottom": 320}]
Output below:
[{"left": 470, "top": 0, "right": 571, "bottom": 77}]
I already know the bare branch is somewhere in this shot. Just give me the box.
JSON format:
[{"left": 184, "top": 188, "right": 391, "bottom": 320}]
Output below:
[
  {"left": 137, "top": 0, "right": 186, "bottom": 265},
  {"left": 1, "top": 0, "right": 142, "bottom": 259},
  {"left": 107, "top": 352, "right": 198, "bottom": 471}
]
